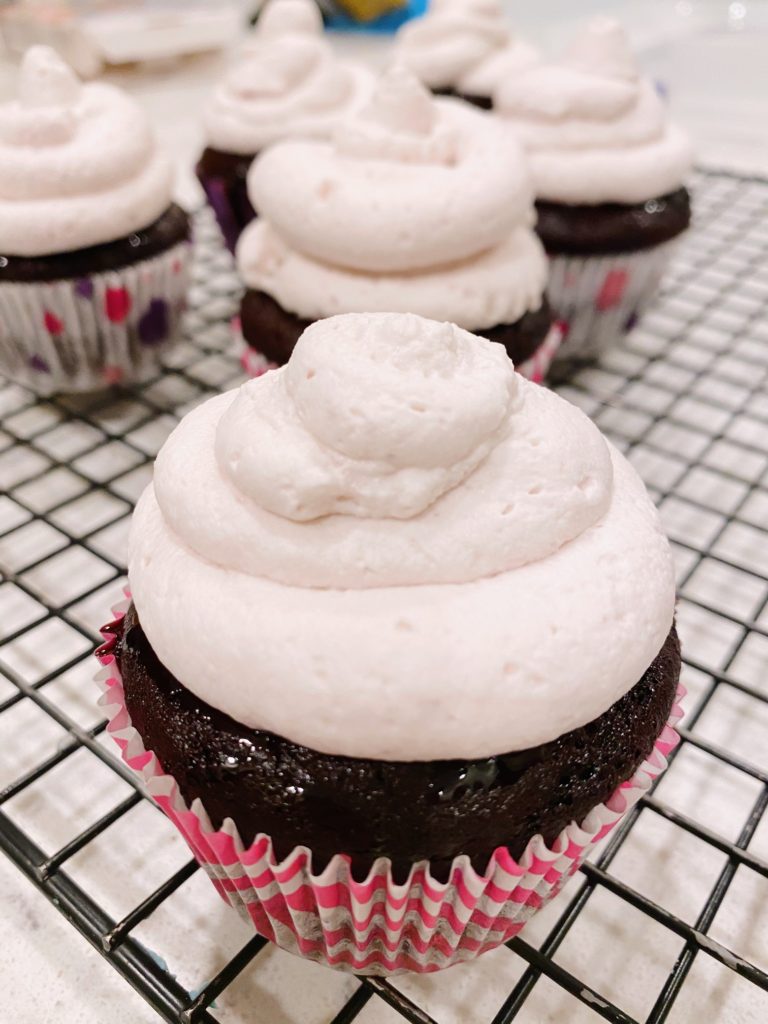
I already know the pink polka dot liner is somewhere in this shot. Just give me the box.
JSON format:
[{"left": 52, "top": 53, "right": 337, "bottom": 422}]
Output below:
[
  {"left": 548, "top": 239, "right": 680, "bottom": 361},
  {"left": 96, "top": 596, "right": 684, "bottom": 976},
  {"left": 0, "top": 240, "right": 191, "bottom": 393}
]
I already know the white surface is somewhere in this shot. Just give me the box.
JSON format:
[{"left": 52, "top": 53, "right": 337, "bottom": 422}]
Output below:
[
  {"left": 0, "top": 853, "right": 159, "bottom": 1024},
  {"left": 0, "top": 3, "right": 767, "bottom": 1022}
]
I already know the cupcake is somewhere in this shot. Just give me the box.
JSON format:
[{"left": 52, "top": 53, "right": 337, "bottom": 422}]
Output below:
[
  {"left": 494, "top": 18, "right": 693, "bottom": 359},
  {"left": 0, "top": 47, "right": 191, "bottom": 394},
  {"left": 393, "top": 0, "right": 539, "bottom": 110},
  {"left": 236, "top": 67, "right": 561, "bottom": 382},
  {"left": 98, "top": 311, "right": 683, "bottom": 975},
  {"left": 196, "top": 0, "right": 371, "bottom": 253}
]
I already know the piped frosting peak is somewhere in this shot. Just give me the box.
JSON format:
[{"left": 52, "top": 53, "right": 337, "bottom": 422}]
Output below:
[
  {"left": 494, "top": 18, "right": 693, "bottom": 204},
  {"left": 0, "top": 46, "right": 172, "bottom": 256},
  {"left": 202, "top": 0, "right": 371, "bottom": 154},
  {"left": 563, "top": 16, "right": 638, "bottom": 82},
  {"left": 18, "top": 45, "right": 82, "bottom": 111},
  {"left": 216, "top": 314, "right": 517, "bottom": 521},
  {"left": 335, "top": 66, "right": 458, "bottom": 165}
]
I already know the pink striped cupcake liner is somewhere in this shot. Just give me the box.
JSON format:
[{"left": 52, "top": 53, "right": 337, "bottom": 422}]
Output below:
[
  {"left": 515, "top": 322, "right": 563, "bottom": 383},
  {"left": 96, "top": 598, "right": 684, "bottom": 976},
  {"left": 0, "top": 240, "right": 191, "bottom": 394},
  {"left": 237, "top": 322, "right": 564, "bottom": 385},
  {"left": 548, "top": 239, "right": 679, "bottom": 361}
]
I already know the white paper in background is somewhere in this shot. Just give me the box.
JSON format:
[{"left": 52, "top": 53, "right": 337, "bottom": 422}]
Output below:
[{"left": 0, "top": 1, "right": 245, "bottom": 74}]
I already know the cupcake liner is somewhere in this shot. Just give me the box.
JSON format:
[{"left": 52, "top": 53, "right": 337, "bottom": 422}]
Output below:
[
  {"left": 547, "top": 239, "right": 679, "bottom": 361},
  {"left": 196, "top": 165, "right": 255, "bottom": 255},
  {"left": 237, "top": 321, "right": 564, "bottom": 385},
  {"left": 0, "top": 240, "right": 192, "bottom": 395},
  {"left": 95, "top": 596, "right": 684, "bottom": 976},
  {"left": 515, "top": 322, "right": 563, "bottom": 383}
]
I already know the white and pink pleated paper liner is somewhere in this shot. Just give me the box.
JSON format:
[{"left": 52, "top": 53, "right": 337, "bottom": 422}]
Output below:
[
  {"left": 549, "top": 239, "right": 679, "bottom": 361},
  {"left": 0, "top": 240, "right": 192, "bottom": 394},
  {"left": 96, "top": 599, "right": 684, "bottom": 976},
  {"left": 238, "top": 323, "right": 565, "bottom": 387}
]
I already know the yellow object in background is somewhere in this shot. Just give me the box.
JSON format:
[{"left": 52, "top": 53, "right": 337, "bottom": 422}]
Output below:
[{"left": 335, "top": 0, "right": 406, "bottom": 23}]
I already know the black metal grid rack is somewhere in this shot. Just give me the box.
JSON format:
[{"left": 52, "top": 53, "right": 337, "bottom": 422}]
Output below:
[{"left": 0, "top": 168, "right": 767, "bottom": 1024}]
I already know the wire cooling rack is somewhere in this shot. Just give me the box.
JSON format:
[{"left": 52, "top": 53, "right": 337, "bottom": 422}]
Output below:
[{"left": 0, "top": 167, "right": 767, "bottom": 1024}]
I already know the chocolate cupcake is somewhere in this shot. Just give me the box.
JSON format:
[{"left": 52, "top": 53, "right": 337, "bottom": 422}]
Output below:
[
  {"left": 0, "top": 47, "right": 191, "bottom": 394},
  {"left": 393, "top": 0, "right": 539, "bottom": 109},
  {"left": 98, "top": 311, "right": 683, "bottom": 974},
  {"left": 196, "top": 0, "right": 371, "bottom": 252},
  {"left": 236, "top": 67, "right": 561, "bottom": 381},
  {"left": 494, "top": 18, "right": 693, "bottom": 360}
]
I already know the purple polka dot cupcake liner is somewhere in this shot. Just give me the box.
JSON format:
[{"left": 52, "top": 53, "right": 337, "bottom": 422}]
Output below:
[
  {"left": 0, "top": 240, "right": 191, "bottom": 394},
  {"left": 196, "top": 168, "right": 255, "bottom": 255},
  {"left": 547, "top": 240, "right": 679, "bottom": 362}
]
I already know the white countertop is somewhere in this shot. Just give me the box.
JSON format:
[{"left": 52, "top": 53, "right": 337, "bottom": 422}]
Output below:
[{"left": 1, "top": 4, "right": 767, "bottom": 1023}]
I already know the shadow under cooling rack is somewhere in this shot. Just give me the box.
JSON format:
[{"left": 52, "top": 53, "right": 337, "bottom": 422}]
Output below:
[{"left": 1, "top": 168, "right": 768, "bottom": 1024}]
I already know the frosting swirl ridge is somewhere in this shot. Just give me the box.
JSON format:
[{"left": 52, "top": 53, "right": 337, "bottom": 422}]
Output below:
[
  {"left": 494, "top": 18, "right": 692, "bottom": 204},
  {"left": 236, "top": 221, "right": 548, "bottom": 328},
  {"left": 0, "top": 46, "right": 173, "bottom": 256},
  {"left": 247, "top": 67, "right": 533, "bottom": 271},
  {"left": 130, "top": 313, "right": 676, "bottom": 760}
]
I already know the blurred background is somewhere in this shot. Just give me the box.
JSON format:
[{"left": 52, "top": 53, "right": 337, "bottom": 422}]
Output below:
[{"left": 0, "top": 0, "right": 765, "bottom": 204}]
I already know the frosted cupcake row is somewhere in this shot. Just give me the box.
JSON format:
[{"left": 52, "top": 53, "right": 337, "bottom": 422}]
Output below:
[
  {"left": 0, "top": 3, "right": 693, "bottom": 393},
  {"left": 198, "top": 1, "right": 692, "bottom": 365}
]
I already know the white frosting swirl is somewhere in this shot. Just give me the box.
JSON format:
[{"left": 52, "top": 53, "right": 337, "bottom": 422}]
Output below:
[
  {"left": 130, "top": 312, "right": 676, "bottom": 762},
  {"left": 217, "top": 316, "right": 517, "bottom": 522},
  {"left": 0, "top": 47, "right": 173, "bottom": 257},
  {"left": 394, "top": 0, "right": 539, "bottom": 95},
  {"left": 494, "top": 18, "right": 693, "bottom": 204},
  {"left": 246, "top": 67, "right": 534, "bottom": 273},
  {"left": 237, "top": 221, "right": 549, "bottom": 327},
  {"left": 202, "top": 0, "right": 371, "bottom": 155}
]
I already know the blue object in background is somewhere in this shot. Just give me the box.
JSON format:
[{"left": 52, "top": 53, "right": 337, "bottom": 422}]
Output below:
[{"left": 324, "top": 0, "right": 428, "bottom": 33}]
